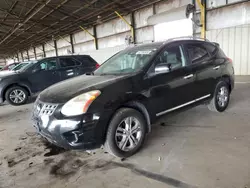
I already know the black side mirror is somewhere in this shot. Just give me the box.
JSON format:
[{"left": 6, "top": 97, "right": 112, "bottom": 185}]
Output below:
[{"left": 154, "top": 63, "right": 171, "bottom": 74}]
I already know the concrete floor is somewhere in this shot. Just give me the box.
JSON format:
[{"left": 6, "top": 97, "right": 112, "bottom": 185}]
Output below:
[{"left": 0, "top": 81, "right": 250, "bottom": 188}]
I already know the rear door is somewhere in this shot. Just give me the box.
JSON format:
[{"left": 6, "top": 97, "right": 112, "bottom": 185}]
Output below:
[
  {"left": 58, "top": 57, "right": 78, "bottom": 81},
  {"left": 184, "top": 42, "right": 221, "bottom": 98},
  {"left": 28, "top": 58, "right": 60, "bottom": 92}
]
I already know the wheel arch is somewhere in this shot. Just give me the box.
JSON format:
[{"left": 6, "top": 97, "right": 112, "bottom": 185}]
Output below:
[
  {"left": 120, "top": 100, "right": 152, "bottom": 133},
  {"left": 2, "top": 83, "right": 31, "bottom": 101},
  {"left": 221, "top": 75, "right": 232, "bottom": 93}
]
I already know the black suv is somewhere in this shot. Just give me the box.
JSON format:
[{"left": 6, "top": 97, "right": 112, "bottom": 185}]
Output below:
[
  {"left": 0, "top": 55, "right": 98, "bottom": 105},
  {"left": 32, "top": 38, "right": 234, "bottom": 158}
]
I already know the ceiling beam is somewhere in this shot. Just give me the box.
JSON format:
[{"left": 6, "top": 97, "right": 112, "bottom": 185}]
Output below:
[
  {"left": 2, "top": 1, "right": 18, "bottom": 22},
  {"left": 5, "top": 0, "right": 72, "bottom": 45},
  {"left": 0, "top": 0, "right": 52, "bottom": 45},
  {"left": 11, "top": 0, "right": 99, "bottom": 47}
]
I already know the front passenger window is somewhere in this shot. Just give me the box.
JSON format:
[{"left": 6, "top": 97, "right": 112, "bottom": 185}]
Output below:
[
  {"left": 155, "top": 45, "right": 186, "bottom": 71},
  {"left": 36, "top": 59, "right": 57, "bottom": 71}
]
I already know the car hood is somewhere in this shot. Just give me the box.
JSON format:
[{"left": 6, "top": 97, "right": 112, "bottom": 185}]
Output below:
[
  {"left": 0, "top": 71, "right": 17, "bottom": 78},
  {"left": 39, "top": 74, "right": 130, "bottom": 103}
]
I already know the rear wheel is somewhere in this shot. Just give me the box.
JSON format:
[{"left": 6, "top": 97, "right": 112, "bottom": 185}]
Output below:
[
  {"left": 208, "top": 81, "right": 230, "bottom": 112},
  {"left": 104, "top": 108, "right": 147, "bottom": 158},
  {"left": 5, "top": 86, "right": 29, "bottom": 106}
]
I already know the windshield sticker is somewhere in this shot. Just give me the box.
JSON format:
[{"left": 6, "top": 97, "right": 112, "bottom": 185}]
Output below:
[{"left": 136, "top": 51, "right": 152, "bottom": 55}]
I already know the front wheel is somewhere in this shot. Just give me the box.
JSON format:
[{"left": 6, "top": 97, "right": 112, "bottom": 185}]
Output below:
[
  {"left": 208, "top": 81, "right": 230, "bottom": 112},
  {"left": 5, "top": 86, "right": 29, "bottom": 106},
  {"left": 104, "top": 108, "right": 147, "bottom": 158}
]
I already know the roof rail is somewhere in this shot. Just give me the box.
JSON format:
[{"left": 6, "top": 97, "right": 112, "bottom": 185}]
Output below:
[{"left": 166, "top": 36, "right": 210, "bottom": 42}]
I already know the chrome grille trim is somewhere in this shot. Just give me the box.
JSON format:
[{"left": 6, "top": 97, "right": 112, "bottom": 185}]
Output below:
[{"left": 34, "top": 100, "right": 58, "bottom": 116}]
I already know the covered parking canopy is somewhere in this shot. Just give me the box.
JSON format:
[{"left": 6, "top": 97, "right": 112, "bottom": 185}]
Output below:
[{"left": 0, "top": 0, "right": 161, "bottom": 59}]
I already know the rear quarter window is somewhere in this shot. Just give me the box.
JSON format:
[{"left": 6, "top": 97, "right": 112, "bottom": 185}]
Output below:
[
  {"left": 186, "top": 44, "right": 210, "bottom": 64},
  {"left": 59, "top": 58, "right": 77, "bottom": 68},
  {"left": 75, "top": 56, "right": 97, "bottom": 67},
  {"left": 203, "top": 43, "right": 217, "bottom": 56}
]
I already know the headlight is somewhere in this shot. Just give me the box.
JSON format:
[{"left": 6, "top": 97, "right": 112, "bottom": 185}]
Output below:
[{"left": 61, "top": 90, "right": 101, "bottom": 116}]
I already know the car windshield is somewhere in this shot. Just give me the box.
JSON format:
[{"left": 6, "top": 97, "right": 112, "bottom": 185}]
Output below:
[
  {"left": 19, "top": 61, "right": 37, "bottom": 72},
  {"left": 12, "top": 63, "right": 29, "bottom": 71},
  {"left": 94, "top": 45, "right": 160, "bottom": 75}
]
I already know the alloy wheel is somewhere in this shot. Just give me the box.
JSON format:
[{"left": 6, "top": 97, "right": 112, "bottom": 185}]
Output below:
[
  {"left": 9, "top": 89, "right": 26, "bottom": 104},
  {"left": 115, "top": 117, "right": 142, "bottom": 152},
  {"left": 217, "top": 86, "right": 229, "bottom": 108}
]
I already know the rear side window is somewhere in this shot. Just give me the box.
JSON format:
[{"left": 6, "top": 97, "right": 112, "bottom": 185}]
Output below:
[
  {"left": 203, "top": 43, "right": 217, "bottom": 56},
  {"left": 76, "top": 56, "right": 96, "bottom": 67},
  {"left": 59, "top": 58, "right": 78, "bottom": 68},
  {"left": 186, "top": 44, "right": 210, "bottom": 64}
]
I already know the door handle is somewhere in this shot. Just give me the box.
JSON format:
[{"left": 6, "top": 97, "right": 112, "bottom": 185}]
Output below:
[
  {"left": 213, "top": 66, "right": 220, "bottom": 70},
  {"left": 183, "top": 74, "right": 194, "bottom": 79}
]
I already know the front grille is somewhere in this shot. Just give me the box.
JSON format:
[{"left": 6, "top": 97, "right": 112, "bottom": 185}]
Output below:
[{"left": 34, "top": 100, "right": 58, "bottom": 116}]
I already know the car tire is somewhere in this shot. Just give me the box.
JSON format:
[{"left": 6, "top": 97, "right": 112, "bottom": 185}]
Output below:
[
  {"left": 208, "top": 81, "right": 230, "bottom": 112},
  {"left": 5, "top": 86, "right": 29, "bottom": 106},
  {"left": 104, "top": 108, "right": 147, "bottom": 158}
]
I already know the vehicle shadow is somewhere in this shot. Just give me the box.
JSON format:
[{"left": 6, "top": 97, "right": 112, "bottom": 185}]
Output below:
[
  {"left": 27, "top": 96, "right": 37, "bottom": 104},
  {"left": 141, "top": 109, "right": 202, "bottom": 151},
  {"left": 142, "top": 84, "right": 248, "bottom": 153},
  {"left": 228, "top": 84, "right": 250, "bottom": 109}
]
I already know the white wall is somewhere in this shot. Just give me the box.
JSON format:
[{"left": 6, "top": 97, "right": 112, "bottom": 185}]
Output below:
[
  {"left": 207, "top": 25, "right": 250, "bottom": 75},
  {"left": 0, "top": 59, "right": 6, "bottom": 66},
  {"left": 205, "top": 1, "right": 250, "bottom": 75}
]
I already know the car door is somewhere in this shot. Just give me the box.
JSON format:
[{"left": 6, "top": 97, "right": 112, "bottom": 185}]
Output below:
[
  {"left": 58, "top": 57, "right": 78, "bottom": 81},
  {"left": 184, "top": 42, "right": 221, "bottom": 99},
  {"left": 28, "top": 58, "right": 60, "bottom": 92},
  {"left": 147, "top": 43, "right": 197, "bottom": 116}
]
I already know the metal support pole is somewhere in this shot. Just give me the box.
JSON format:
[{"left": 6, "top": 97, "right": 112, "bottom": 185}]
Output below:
[
  {"left": 34, "top": 47, "right": 37, "bottom": 59},
  {"left": 196, "top": 0, "right": 206, "bottom": 38},
  {"left": 93, "top": 26, "right": 98, "bottom": 50},
  {"left": 79, "top": 26, "right": 98, "bottom": 50},
  {"left": 130, "top": 12, "right": 136, "bottom": 44},
  {"left": 21, "top": 51, "right": 24, "bottom": 61},
  {"left": 153, "top": 3, "right": 156, "bottom": 15},
  {"left": 42, "top": 44, "right": 46, "bottom": 58},
  {"left": 204, "top": 0, "right": 207, "bottom": 35},
  {"left": 27, "top": 50, "right": 30, "bottom": 61},
  {"left": 54, "top": 40, "right": 58, "bottom": 56},
  {"left": 70, "top": 34, "right": 75, "bottom": 53},
  {"left": 17, "top": 53, "right": 20, "bottom": 62},
  {"left": 114, "top": 11, "right": 135, "bottom": 43}
]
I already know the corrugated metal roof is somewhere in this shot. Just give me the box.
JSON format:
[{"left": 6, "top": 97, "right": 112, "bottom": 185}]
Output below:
[{"left": 0, "top": 0, "right": 162, "bottom": 58}]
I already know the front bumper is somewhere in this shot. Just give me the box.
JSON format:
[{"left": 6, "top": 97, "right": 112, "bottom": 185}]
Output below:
[{"left": 32, "top": 106, "right": 112, "bottom": 150}]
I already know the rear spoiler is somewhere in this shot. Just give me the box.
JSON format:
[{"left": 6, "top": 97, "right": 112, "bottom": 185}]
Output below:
[{"left": 213, "top": 42, "right": 220, "bottom": 47}]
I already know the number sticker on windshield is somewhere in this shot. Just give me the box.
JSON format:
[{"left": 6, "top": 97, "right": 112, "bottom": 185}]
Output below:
[{"left": 136, "top": 51, "right": 152, "bottom": 55}]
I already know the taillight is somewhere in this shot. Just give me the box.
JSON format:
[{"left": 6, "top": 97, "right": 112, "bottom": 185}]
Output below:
[
  {"left": 227, "top": 58, "right": 233, "bottom": 63},
  {"left": 95, "top": 64, "right": 100, "bottom": 69}
]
